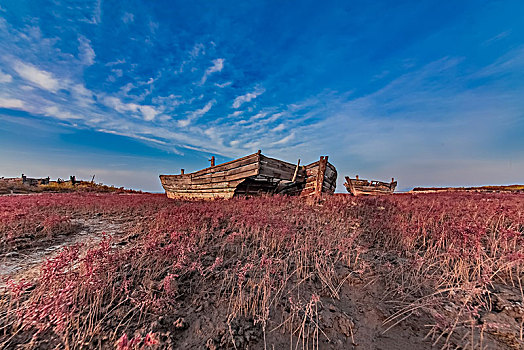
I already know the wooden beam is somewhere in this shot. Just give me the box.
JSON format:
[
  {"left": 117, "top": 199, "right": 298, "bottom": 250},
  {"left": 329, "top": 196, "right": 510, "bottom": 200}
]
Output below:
[
  {"left": 315, "top": 156, "right": 328, "bottom": 197},
  {"left": 291, "top": 159, "right": 301, "bottom": 182}
]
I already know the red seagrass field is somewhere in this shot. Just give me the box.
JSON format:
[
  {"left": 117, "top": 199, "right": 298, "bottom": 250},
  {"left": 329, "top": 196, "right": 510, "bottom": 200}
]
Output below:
[{"left": 1, "top": 192, "right": 523, "bottom": 349}]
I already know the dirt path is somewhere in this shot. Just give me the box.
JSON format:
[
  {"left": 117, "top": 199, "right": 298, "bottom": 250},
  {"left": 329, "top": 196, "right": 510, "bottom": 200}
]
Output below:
[{"left": 0, "top": 217, "right": 124, "bottom": 286}]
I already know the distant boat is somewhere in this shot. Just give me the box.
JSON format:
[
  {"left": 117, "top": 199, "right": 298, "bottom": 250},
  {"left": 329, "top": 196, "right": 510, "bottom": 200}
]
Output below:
[
  {"left": 159, "top": 150, "right": 337, "bottom": 200},
  {"left": 344, "top": 175, "right": 397, "bottom": 196}
]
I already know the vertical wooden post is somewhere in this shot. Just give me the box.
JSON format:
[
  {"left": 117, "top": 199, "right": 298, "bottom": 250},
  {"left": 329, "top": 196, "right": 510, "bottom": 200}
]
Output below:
[
  {"left": 315, "top": 156, "right": 328, "bottom": 198},
  {"left": 181, "top": 169, "right": 185, "bottom": 175},
  {"left": 210, "top": 156, "right": 215, "bottom": 167},
  {"left": 291, "top": 159, "right": 301, "bottom": 182}
]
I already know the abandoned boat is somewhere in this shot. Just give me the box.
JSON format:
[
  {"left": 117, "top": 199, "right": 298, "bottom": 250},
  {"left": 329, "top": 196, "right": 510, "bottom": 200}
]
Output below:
[
  {"left": 344, "top": 175, "right": 397, "bottom": 196},
  {"left": 159, "top": 150, "right": 337, "bottom": 199}
]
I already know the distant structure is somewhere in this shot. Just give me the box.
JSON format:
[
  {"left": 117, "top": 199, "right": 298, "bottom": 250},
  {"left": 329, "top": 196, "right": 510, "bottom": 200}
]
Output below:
[{"left": 21, "top": 174, "right": 50, "bottom": 186}]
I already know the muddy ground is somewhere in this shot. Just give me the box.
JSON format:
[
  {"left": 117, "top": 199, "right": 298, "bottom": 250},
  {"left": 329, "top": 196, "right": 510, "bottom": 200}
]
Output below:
[
  {"left": 1, "top": 211, "right": 523, "bottom": 349},
  {"left": 0, "top": 217, "right": 124, "bottom": 286}
]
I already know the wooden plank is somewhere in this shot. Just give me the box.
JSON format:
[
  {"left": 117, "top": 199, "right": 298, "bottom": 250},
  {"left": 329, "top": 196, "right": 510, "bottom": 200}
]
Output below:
[
  {"left": 191, "top": 162, "right": 259, "bottom": 180},
  {"left": 167, "top": 188, "right": 237, "bottom": 194},
  {"left": 189, "top": 153, "right": 260, "bottom": 177},
  {"left": 191, "top": 160, "right": 258, "bottom": 180},
  {"left": 190, "top": 165, "right": 259, "bottom": 184},
  {"left": 160, "top": 175, "right": 192, "bottom": 186},
  {"left": 163, "top": 180, "right": 244, "bottom": 191},
  {"left": 166, "top": 190, "right": 235, "bottom": 200},
  {"left": 304, "top": 160, "right": 319, "bottom": 169},
  {"left": 259, "top": 154, "right": 299, "bottom": 170},
  {"left": 258, "top": 157, "right": 305, "bottom": 180},
  {"left": 258, "top": 168, "right": 301, "bottom": 181},
  {"left": 316, "top": 156, "right": 327, "bottom": 197}
]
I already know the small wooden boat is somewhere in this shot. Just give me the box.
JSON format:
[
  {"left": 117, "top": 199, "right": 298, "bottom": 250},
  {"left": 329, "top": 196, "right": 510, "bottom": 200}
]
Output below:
[
  {"left": 344, "top": 175, "right": 396, "bottom": 196},
  {"left": 159, "top": 150, "right": 337, "bottom": 199}
]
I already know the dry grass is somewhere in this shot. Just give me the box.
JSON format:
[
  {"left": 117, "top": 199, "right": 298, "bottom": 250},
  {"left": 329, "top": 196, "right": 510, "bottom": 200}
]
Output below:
[{"left": 0, "top": 192, "right": 523, "bottom": 349}]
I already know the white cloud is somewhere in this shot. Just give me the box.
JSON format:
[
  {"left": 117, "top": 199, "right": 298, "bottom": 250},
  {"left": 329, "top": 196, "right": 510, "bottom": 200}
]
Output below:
[
  {"left": 97, "top": 129, "right": 168, "bottom": 145},
  {"left": 215, "top": 81, "right": 232, "bottom": 88},
  {"left": 0, "top": 69, "right": 12, "bottom": 83},
  {"left": 190, "top": 43, "right": 205, "bottom": 58},
  {"left": 92, "top": 0, "right": 102, "bottom": 24},
  {"left": 273, "top": 123, "right": 285, "bottom": 132},
  {"left": 103, "top": 96, "right": 134, "bottom": 112},
  {"left": 227, "top": 111, "right": 243, "bottom": 118},
  {"left": 272, "top": 132, "right": 295, "bottom": 145},
  {"left": 238, "top": 112, "right": 267, "bottom": 125},
  {"left": 139, "top": 105, "right": 159, "bottom": 121},
  {"left": 113, "top": 69, "right": 123, "bottom": 77},
  {"left": 200, "top": 58, "right": 224, "bottom": 84},
  {"left": 44, "top": 106, "right": 84, "bottom": 120},
  {"left": 232, "top": 88, "right": 265, "bottom": 108},
  {"left": 106, "top": 59, "right": 126, "bottom": 66},
  {"left": 78, "top": 36, "right": 95, "bottom": 65},
  {"left": 122, "top": 12, "right": 135, "bottom": 24},
  {"left": 69, "top": 83, "right": 95, "bottom": 107},
  {"left": 103, "top": 96, "right": 160, "bottom": 121},
  {"left": 177, "top": 100, "right": 215, "bottom": 127},
  {"left": 0, "top": 97, "right": 24, "bottom": 109},
  {"left": 12, "top": 61, "right": 60, "bottom": 92}
]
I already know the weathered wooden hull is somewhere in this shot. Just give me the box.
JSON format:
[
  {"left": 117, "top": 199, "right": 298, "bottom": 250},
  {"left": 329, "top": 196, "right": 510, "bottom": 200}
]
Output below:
[
  {"left": 344, "top": 176, "right": 396, "bottom": 196},
  {"left": 301, "top": 157, "right": 337, "bottom": 196},
  {"left": 159, "top": 152, "right": 336, "bottom": 200}
]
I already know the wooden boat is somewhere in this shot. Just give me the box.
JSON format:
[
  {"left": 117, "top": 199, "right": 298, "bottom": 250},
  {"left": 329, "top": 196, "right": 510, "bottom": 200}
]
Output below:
[
  {"left": 302, "top": 157, "right": 337, "bottom": 196},
  {"left": 159, "top": 150, "right": 337, "bottom": 199},
  {"left": 344, "top": 175, "right": 397, "bottom": 196}
]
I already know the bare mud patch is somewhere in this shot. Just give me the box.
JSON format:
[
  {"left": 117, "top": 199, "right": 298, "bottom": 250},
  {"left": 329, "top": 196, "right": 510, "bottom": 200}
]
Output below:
[{"left": 0, "top": 217, "right": 124, "bottom": 285}]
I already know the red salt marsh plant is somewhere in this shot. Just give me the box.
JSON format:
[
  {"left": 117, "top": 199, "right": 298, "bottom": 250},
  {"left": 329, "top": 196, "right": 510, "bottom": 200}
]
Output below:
[
  {"left": 0, "top": 193, "right": 171, "bottom": 253},
  {"left": 359, "top": 193, "right": 524, "bottom": 348},
  {"left": 0, "top": 195, "right": 363, "bottom": 349},
  {"left": 0, "top": 192, "right": 523, "bottom": 349}
]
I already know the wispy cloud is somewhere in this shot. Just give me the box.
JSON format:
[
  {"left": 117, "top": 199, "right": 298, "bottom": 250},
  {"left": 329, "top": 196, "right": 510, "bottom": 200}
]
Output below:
[
  {"left": 215, "top": 81, "right": 231, "bottom": 88},
  {"left": 122, "top": 12, "right": 135, "bottom": 24},
  {"left": 103, "top": 96, "right": 161, "bottom": 121},
  {"left": 232, "top": 87, "right": 265, "bottom": 108},
  {"left": 78, "top": 36, "right": 96, "bottom": 65},
  {"left": 200, "top": 58, "right": 224, "bottom": 84},
  {"left": 176, "top": 43, "right": 206, "bottom": 74},
  {"left": 97, "top": 129, "right": 168, "bottom": 145},
  {"left": 272, "top": 132, "right": 295, "bottom": 145},
  {"left": 0, "top": 69, "right": 12, "bottom": 83},
  {"left": 105, "top": 59, "right": 126, "bottom": 66},
  {"left": 0, "top": 97, "right": 24, "bottom": 109},
  {"left": 472, "top": 47, "right": 524, "bottom": 78},
  {"left": 44, "top": 106, "right": 85, "bottom": 120},
  {"left": 177, "top": 100, "right": 215, "bottom": 127},
  {"left": 190, "top": 43, "right": 205, "bottom": 58},
  {"left": 483, "top": 30, "right": 511, "bottom": 46},
  {"left": 12, "top": 61, "right": 60, "bottom": 92}
]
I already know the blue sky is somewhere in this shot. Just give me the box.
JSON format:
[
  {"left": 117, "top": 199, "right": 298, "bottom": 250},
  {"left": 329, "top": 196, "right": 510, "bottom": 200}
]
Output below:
[{"left": 0, "top": 0, "right": 523, "bottom": 192}]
